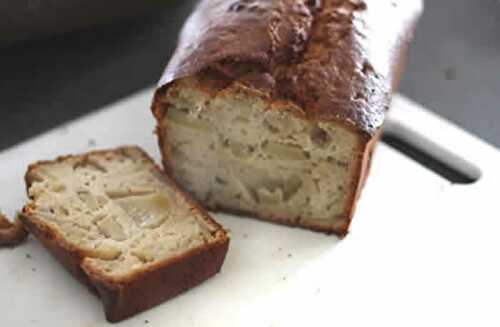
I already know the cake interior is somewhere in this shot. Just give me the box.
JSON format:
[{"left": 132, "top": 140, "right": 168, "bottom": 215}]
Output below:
[
  {"left": 25, "top": 147, "right": 219, "bottom": 278},
  {"left": 159, "top": 77, "right": 362, "bottom": 230}
]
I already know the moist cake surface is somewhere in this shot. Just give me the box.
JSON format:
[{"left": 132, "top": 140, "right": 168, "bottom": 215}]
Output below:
[
  {"left": 24, "top": 147, "right": 221, "bottom": 279},
  {"left": 160, "top": 77, "right": 361, "bottom": 232}
]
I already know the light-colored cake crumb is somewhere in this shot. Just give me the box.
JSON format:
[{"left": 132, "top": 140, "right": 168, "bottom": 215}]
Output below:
[{"left": 25, "top": 147, "right": 218, "bottom": 277}]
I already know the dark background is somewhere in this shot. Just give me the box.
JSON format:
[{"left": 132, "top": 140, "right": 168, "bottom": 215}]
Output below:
[{"left": 1, "top": 0, "right": 499, "bottom": 151}]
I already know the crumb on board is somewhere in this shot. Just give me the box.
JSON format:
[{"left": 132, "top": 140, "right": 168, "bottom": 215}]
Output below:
[
  {"left": 0, "top": 212, "right": 28, "bottom": 247},
  {"left": 88, "top": 139, "right": 97, "bottom": 147},
  {"left": 26, "top": 253, "right": 31, "bottom": 259},
  {"left": 444, "top": 67, "right": 457, "bottom": 81}
]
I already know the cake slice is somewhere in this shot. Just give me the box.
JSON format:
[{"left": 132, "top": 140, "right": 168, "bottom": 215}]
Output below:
[
  {"left": 20, "top": 146, "right": 229, "bottom": 322},
  {"left": 152, "top": 0, "right": 423, "bottom": 236}
]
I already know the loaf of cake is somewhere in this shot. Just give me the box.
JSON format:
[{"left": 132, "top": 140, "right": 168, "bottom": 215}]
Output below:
[
  {"left": 20, "top": 146, "right": 229, "bottom": 322},
  {"left": 152, "top": 0, "right": 423, "bottom": 236}
]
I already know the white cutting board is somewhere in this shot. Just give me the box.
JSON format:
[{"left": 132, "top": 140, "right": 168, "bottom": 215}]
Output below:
[{"left": 1, "top": 89, "right": 498, "bottom": 327}]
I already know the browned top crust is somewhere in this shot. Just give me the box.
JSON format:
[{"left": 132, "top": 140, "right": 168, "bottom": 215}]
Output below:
[{"left": 154, "top": 0, "right": 423, "bottom": 138}]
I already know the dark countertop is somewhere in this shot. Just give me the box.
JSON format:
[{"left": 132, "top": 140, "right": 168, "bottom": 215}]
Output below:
[
  {"left": 400, "top": 0, "right": 500, "bottom": 149},
  {"left": 1, "top": 0, "right": 499, "bottom": 151}
]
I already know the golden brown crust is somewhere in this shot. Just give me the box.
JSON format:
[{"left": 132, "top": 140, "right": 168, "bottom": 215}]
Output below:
[
  {"left": 21, "top": 146, "right": 230, "bottom": 322},
  {"left": 338, "top": 128, "right": 383, "bottom": 235},
  {"left": 0, "top": 213, "right": 29, "bottom": 247},
  {"left": 83, "top": 239, "right": 229, "bottom": 322},
  {"left": 152, "top": 0, "right": 423, "bottom": 137}
]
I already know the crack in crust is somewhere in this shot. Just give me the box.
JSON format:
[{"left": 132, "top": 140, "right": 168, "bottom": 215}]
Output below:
[{"left": 154, "top": 0, "right": 423, "bottom": 137}]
